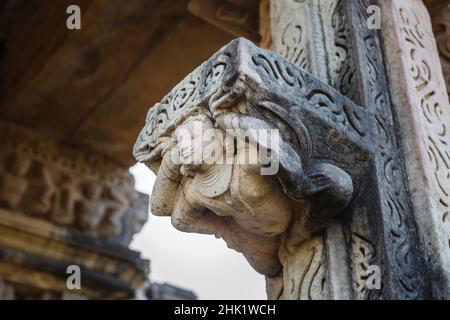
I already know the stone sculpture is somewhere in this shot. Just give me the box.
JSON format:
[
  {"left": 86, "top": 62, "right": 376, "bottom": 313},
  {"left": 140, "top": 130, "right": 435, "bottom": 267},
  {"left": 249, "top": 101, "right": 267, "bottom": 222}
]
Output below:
[{"left": 134, "top": 38, "right": 363, "bottom": 282}]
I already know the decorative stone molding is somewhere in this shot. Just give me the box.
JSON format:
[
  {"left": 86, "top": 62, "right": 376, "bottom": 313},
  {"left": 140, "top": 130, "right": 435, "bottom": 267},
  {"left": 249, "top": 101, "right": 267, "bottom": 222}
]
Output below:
[
  {"left": 0, "top": 208, "right": 148, "bottom": 299},
  {"left": 0, "top": 122, "right": 149, "bottom": 298},
  {"left": 263, "top": 0, "right": 436, "bottom": 300},
  {"left": 0, "top": 122, "right": 145, "bottom": 239},
  {"left": 134, "top": 38, "right": 375, "bottom": 298},
  {"left": 269, "top": 0, "right": 311, "bottom": 71},
  {"left": 380, "top": 0, "right": 450, "bottom": 298},
  {"left": 266, "top": 0, "right": 360, "bottom": 99}
]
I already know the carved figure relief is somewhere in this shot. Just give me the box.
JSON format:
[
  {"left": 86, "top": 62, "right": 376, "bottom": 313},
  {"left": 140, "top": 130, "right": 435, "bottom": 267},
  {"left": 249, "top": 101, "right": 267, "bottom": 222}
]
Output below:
[{"left": 0, "top": 123, "right": 140, "bottom": 238}]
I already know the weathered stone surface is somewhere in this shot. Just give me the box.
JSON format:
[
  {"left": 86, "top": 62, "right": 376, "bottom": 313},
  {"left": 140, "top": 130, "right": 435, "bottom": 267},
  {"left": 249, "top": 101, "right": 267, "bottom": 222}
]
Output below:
[
  {"left": 380, "top": 0, "right": 450, "bottom": 298},
  {"left": 135, "top": 37, "right": 374, "bottom": 298},
  {"left": 0, "top": 122, "right": 145, "bottom": 239},
  {"left": 268, "top": 0, "right": 310, "bottom": 71},
  {"left": 3, "top": 0, "right": 450, "bottom": 301},
  {"left": 429, "top": 2, "right": 450, "bottom": 100},
  {"left": 0, "top": 207, "right": 149, "bottom": 299},
  {"left": 264, "top": 0, "right": 442, "bottom": 300}
]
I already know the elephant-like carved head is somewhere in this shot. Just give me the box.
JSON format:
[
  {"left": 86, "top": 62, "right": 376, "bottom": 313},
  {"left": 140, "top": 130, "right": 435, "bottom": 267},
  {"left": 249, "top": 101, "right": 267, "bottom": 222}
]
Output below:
[{"left": 134, "top": 38, "right": 357, "bottom": 276}]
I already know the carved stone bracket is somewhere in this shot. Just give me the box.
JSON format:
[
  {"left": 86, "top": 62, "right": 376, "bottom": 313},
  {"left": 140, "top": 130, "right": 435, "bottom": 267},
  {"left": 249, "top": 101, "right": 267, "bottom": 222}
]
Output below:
[
  {"left": 134, "top": 37, "right": 374, "bottom": 298},
  {"left": 429, "top": 1, "right": 450, "bottom": 101},
  {"left": 134, "top": 38, "right": 370, "bottom": 155}
]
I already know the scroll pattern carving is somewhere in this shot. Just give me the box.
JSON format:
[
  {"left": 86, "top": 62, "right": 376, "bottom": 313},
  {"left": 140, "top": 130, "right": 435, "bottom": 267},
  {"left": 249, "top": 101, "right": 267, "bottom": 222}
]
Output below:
[
  {"left": 134, "top": 39, "right": 368, "bottom": 161},
  {"left": 378, "top": 0, "right": 450, "bottom": 297},
  {"left": 270, "top": 0, "right": 310, "bottom": 71},
  {"left": 399, "top": 6, "right": 450, "bottom": 254},
  {"left": 346, "top": 0, "right": 423, "bottom": 299},
  {"left": 329, "top": 0, "right": 359, "bottom": 103},
  {"left": 250, "top": 52, "right": 366, "bottom": 137},
  {"left": 0, "top": 123, "right": 142, "bottom": 239},
  {"left": 351, "top": 233, "right": 376, "bottom": 299},
  {"left": 280, "top": 22, "right": 309, "bottom": 70},
  {"left": 280, "top": 234, "right": 330, "bottom": 300}
]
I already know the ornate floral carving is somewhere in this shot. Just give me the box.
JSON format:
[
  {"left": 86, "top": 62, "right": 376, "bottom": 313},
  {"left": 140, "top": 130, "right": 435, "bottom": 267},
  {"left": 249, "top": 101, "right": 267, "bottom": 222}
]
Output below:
[
  {"left": 399, "top": 4, "right": 450, "bottom": 255},
  {"left": 329, "top": 0, "right": 359, "bottom": 102},
  {"left": 351, "top": 233, "right": 376, "bottom": 300},
  {"left": 279, "top": 234, "right": 330, "bottom": 300}
]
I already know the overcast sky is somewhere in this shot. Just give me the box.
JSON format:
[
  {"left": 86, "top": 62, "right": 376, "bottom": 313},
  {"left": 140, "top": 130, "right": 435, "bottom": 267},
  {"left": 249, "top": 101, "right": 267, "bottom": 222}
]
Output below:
[{"left": 129, "top": 163, "right": 266, "bottom": 299}]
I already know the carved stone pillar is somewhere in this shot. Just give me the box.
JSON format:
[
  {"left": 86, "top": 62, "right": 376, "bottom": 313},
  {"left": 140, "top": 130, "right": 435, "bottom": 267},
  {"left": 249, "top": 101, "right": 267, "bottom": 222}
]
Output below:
[
  {"left": 135, "top": 38, "right": 373, "bottom": 300},
  {"left": 261, "top": 0, "right": 429, "bottom": 300},
  {"left": 0, "top": 122, "right": 148, "bottom": 299},
  {"left": 379, "top": 0, "right": 450, "bottom": 299},
  {"left": 135, "top": 0, "right": 450, "bottom": 300}
]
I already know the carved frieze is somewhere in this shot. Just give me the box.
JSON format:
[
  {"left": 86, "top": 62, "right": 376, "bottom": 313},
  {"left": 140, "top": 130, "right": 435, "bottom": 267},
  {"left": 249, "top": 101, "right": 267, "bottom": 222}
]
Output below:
[
  {"left": 0, "top": 123, "right": 149, "bottom": 299},
  {"left": 0, "top": 122, "right": 146, "bottom": 239},
  {"left": 0, "top": 208, "right": 149, "bottom": 299}
]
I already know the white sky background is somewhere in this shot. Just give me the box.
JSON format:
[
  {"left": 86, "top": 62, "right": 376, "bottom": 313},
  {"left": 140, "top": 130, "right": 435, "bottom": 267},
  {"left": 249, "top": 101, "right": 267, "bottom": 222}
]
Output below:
[{"left": 129, "top": 163, "right": 266, "bottom": 299}]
